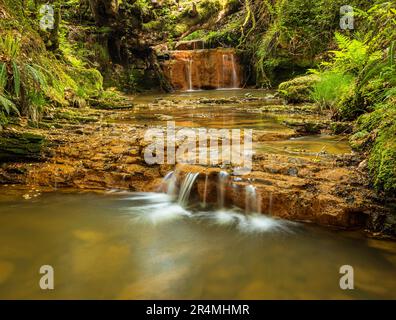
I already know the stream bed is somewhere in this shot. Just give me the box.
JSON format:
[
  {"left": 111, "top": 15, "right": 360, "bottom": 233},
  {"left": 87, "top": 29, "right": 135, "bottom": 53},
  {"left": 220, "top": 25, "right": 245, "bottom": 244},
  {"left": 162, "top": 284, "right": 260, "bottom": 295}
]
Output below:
[{"left": 0, "top": 89, "right": 394, "bottom": 299}]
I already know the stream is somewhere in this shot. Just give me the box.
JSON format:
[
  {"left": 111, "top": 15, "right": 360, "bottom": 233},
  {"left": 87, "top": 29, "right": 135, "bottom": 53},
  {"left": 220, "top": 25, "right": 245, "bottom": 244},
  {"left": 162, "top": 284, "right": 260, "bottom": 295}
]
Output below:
[
  {"left": 0, "top": 189, "right": 395, "bottom": 299},
  {"left": 0, "top": 89, "right": 395, "bottom": 299}
]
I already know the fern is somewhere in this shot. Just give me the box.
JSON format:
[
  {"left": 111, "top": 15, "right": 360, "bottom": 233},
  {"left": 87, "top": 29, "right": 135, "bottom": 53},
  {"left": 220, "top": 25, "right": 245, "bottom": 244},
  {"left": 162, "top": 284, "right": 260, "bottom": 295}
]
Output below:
[
  {"left": 11, "top": 61, "right": 20, "bottom": 97},
  {"left": 0, "top": 63, "right": 7, "bottom": 92},
  {"left": 334, "top": 32, "right": 352, "bottom": 51},
  {"left": 0, "top": 33, "right": 20, "bottom": 59},
  {"left": 0, "top": 94, "right": 18, "bottom": 115},
  {"left": 25, "top": 64, "right": 47, "bottom": 88}
]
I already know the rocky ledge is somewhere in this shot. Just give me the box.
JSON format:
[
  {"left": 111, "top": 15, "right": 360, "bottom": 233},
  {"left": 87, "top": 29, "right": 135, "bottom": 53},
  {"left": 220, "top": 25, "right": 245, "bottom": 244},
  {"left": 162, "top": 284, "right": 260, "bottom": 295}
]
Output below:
[{"left": 0, "top": 103, "right": 394, "bottom": 238}]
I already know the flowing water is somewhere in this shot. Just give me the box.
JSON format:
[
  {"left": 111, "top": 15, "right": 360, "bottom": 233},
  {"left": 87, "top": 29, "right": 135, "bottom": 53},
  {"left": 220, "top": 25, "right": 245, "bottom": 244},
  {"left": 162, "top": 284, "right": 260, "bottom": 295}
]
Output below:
[
  {"left": 113, "top": 89, "right": 351, "bottom": 159},
  {"left": 0, "top": 188, "right": 395, "bottom": 299},
  {"left": 0, "top": 89, "right": 394, "bottom": 299}
]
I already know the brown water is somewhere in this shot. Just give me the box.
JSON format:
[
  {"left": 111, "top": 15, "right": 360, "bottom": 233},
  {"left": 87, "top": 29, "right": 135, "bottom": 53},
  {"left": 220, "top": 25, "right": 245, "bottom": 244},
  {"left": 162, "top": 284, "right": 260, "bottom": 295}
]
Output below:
[
  {"left": 112, "top": 89, "right": 350, "bottom": 158},
  {"left": 0, "top": 190, "right": 395, "bottom": 299},
  {"left": 0, "top": 90, "right": 389, "bottom": 300},
  {"left": 256, "top": 135, "right": 351, "bottom": 159}
]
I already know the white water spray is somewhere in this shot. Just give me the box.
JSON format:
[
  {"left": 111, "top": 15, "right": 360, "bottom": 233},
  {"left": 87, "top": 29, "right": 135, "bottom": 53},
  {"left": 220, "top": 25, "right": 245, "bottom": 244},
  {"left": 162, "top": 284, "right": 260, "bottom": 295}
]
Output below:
[
  {"left": 245, "top": 184, "right": 257, "bottom": 214},
  {"left": 202, "top": 172, "right": 209, "bottom": 208},
  {"left": 218, "top": 171, "right": 228, "bottom": 208},
  {"left": 163, "top": 171, "right": 177, "bottom": 198},
  {"left": 178, "top": 172, "right": 199, "bottom": 207},
  {"left": 186, "top": 58, "right": 193, "bottom": 91},
  {"left": 230, "top": 54, "right": 238, "bottom": 88}
]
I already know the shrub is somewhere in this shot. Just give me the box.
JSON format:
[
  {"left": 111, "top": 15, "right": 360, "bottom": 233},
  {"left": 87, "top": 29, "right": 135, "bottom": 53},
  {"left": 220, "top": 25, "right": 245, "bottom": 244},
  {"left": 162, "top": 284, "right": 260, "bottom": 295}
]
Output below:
[{"left": 310, "top": 71, "right": 354, "bottom": 111}]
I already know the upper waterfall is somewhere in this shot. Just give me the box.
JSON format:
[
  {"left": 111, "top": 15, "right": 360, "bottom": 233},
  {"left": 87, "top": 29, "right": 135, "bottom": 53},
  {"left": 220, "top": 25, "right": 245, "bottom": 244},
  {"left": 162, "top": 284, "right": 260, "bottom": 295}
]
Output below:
[{"left": 161, "top": 47, "right": 242, "bottom": 91}]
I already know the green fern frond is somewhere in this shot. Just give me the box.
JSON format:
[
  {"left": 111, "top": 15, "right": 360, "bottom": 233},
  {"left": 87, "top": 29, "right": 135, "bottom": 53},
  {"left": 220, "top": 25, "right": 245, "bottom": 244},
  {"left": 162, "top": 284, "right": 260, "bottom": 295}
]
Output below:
[
  {"left": 389, "top": 41, "right": 395, "bottom": 67},
  {"left": 25, "top": 64, "right": 47, "bottom": 88},
  {"left": 11, "top": 61, "right": 20, "bottom": 97},
  {"left": 0, "top": 33, "right": 20, "bottom": 59},
  {"left": 0, "top": 63, "right": 7, "bottom": 92},
  {"left": 334, "top": 32, "right": 351, "bottom": 51},
  {"left": 0, "top": 94, "right": 19, "bottom": 115}
]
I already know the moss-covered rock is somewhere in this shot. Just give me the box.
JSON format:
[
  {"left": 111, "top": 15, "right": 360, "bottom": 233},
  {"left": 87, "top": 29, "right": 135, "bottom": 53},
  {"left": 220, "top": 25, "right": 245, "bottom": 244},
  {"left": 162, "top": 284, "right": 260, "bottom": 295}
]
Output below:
[
  {"left": 278, "top": 74, "right": 319, "bottom": 103},
  {"left": 368, "top": 123, "right": 396, "bottom": 195},
  {"left": 330, "top": 122, "right": 353, "bottom": 135},
  {"left": 283, "top": 119, "right": 325, "bottom": 135},
  {"left": 0, "top": 130, "right": 45, "bottom": 162},
  {"left": 354, "top": 103, "right": 396, "bottom": 195}
]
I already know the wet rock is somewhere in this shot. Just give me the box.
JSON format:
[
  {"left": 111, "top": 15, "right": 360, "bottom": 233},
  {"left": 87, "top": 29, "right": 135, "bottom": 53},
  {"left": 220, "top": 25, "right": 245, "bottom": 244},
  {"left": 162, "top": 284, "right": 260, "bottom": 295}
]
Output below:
[
  {"left": 174, "top": 40, "right": 206, "bottom": 50},
  {"left": 283, "top": 120, "right": 326, "bottom": 135},
  {"left": 161, "top": 48, "right": 242, "bottom": 90},
  {"left": 330, "top": 122, "right": 353, "bottom": 134},
  {"left": 278, "top": 74, "right": 320, "bottom": 103},
  {"left": 288, "top": 167, "right": 298, "bottom": 176},
  {"left": 0, "top": 130, "right": 45, "bottom": 162}
]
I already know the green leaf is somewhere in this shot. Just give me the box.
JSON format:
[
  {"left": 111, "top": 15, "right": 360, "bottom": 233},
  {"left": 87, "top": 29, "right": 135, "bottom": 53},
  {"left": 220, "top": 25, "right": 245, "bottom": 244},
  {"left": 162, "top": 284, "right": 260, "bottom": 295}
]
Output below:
[
  {"left": 26, "top": 64, "right": 47, "bottom": 88},
  {"left": 0, "top": 63, "right": 7, "bottom": 92},
  {"left": 12, "top": 61, "right": 20, "bottom": 97},
  {"left": 0, "top": 94, "right": 19, "bottom": 115}
]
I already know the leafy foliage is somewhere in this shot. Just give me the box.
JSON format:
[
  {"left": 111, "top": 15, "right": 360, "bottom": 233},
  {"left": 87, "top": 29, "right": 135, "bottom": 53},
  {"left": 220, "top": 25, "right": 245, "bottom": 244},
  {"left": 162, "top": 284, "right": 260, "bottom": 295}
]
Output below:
[{"left": 310, "top": 71, "right": 354, "bottom": 111}]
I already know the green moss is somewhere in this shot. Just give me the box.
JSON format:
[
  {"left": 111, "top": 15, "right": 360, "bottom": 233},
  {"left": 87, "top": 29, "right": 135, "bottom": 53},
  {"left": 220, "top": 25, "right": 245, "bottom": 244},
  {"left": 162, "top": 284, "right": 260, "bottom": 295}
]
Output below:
[
  {"left": 89, "top": 89, "right": 134, "bottom": 110},
  {"left": 354, "top": 103, "right": 396, "bottom": 195},
  {"left": 349, "top": 130, "right": 370, "bottom": 151},
  {"left": 198, "top": 0, "right": 221, "bottom": 21},
  {"left": 183, "top": 30, "right": 207, "bottom": 41},
  {"left": 330, "top": 122, "right": 353, "bottom": 135},
  {"left": 0, "top": 130, "right": 45, "bottom": 162},
  {"left": 369, "top": 123, "right": 396, "bottom": 194},
  {"left": 278, "top": 74, "right": 319, "bottom": 103},
  {"left": 253, "top": 0, "right": 372, "bottom": 85},
  {"left": 53, "top": 109, "right": 98, "bottom": 123}
]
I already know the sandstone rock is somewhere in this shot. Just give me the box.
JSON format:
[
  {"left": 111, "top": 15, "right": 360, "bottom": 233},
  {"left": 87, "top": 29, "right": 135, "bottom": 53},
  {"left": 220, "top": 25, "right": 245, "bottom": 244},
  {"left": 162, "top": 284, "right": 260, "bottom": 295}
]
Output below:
[{"left": 161, "top": 48, "right": 242, "bottom": 90}]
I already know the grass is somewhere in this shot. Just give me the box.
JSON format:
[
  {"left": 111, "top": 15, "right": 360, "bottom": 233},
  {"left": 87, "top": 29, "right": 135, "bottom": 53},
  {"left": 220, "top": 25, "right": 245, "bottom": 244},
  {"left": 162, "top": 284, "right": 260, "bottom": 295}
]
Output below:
[{"left": 310, "top": 71, "right": 354, "bottom": 111}]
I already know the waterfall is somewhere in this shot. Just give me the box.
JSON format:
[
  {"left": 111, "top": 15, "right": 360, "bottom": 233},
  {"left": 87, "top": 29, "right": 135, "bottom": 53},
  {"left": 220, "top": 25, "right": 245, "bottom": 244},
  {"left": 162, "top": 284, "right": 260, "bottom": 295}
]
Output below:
[
  {"left": 162, "top": 171, "right": 177, "bottom": 197},
  {"left": 185, "top": 58, "right": 193, "bottom": 91},
  {"left": 222, "top": 54, "right": 227, "bottom": 88},
  {"left": 230, "top": 54, "right": 238, "bottom": 88},
  {"left": 257, "top": 194, "right": 262, "bottom": 214},
  {"left": 245, "top": 184, "right": 257, "bottom": 214},
  {"left": 268, "top": 192, "right": 273, "bottom": 215},
  {"left": 217, "top": 171, "right": 229, "bottom": 208},
  {"left": 202, "top": 172, "right": 209, "bottom": 208},
  {"left": 178, "top": 172, "right": 199, "bottom": 206},
  {"left": 221, "top": 53, "right": 239, "bottom": 89}
]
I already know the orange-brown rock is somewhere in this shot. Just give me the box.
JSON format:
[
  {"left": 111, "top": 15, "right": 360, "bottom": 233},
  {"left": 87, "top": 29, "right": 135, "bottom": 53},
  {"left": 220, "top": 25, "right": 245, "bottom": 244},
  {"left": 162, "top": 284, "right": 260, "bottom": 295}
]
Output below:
[
  {"left": 161, "top": 48, "right": 242, "bottom": 91},
  {"left": 0, "top": 100, "right": 389, "bottom": 233},
  {"left": 171, "top": 161, "right": 381, "bottom": 229}
]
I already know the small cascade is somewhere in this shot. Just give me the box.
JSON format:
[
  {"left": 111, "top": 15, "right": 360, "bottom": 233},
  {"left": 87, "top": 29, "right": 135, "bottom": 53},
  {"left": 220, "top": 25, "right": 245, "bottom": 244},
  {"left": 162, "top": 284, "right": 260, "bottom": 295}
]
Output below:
[
  {"left": 257, "top": 194, "right": 262, "bottom": 214},
  {"left": 245, "top": 184, "right": 257, "bottom": 214},
  {"left": 185, "top": 58, "right": 193, "bottom": 91},
  {"left": 230, "top": 54, "right": 238, "bottom": 89},
  {"left": 217, "top": 171, "right": 229, "bottom": 208},
  {"left": 162, "top": 171, "right": 177, "bottom": 197},
  {"left": 202, "top": 172, "right": 209, "bottom": 208},
  {"left": 162, "top": 48, "right": 241, "bottom": 91},
  {"left": 221, "top": 53, "right": 239, "bottom": 89},
  {"left": 222, "top": 54, "right": 227, "bottom": 88},
  {"left": 132, "top": 170, "right": 293, "bottom": 232},
  {"left": 178, "top": 172, "right": 200, "bottom": 207}
]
